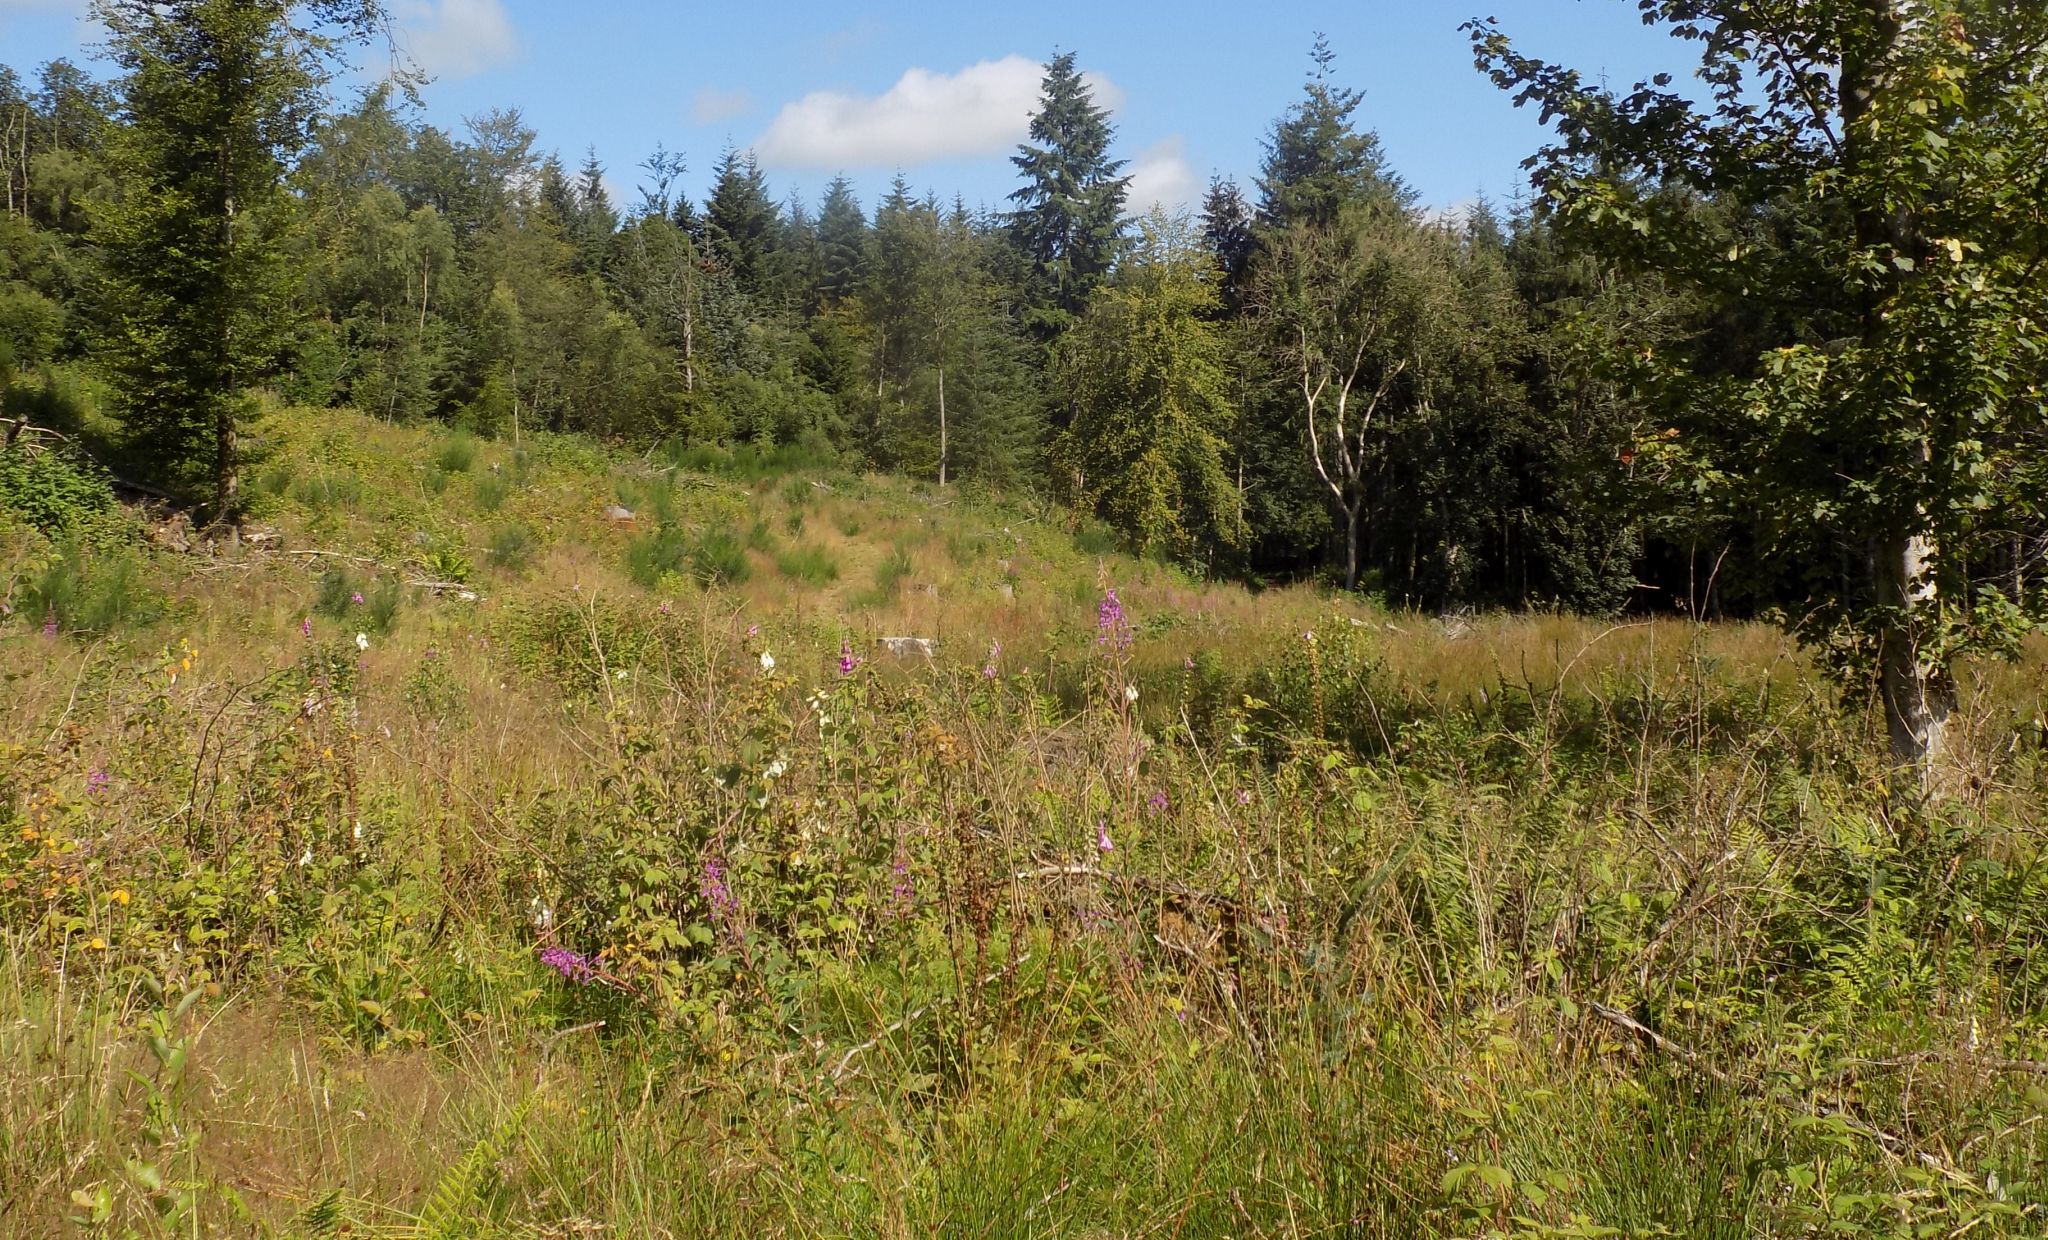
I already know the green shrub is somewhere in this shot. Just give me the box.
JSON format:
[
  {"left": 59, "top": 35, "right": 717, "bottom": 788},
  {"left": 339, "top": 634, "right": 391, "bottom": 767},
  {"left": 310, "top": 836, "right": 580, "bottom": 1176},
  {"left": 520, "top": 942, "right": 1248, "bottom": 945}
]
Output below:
[
  {"left": 946, "top": 528, "right": 989, "bottom": 566},
  {"left": 434, "top": 431, "right": 480, "bottom": 475},
  {"left": 689, "top": 527, "right": 751, "bottom": 587},
  {"left": 289, "top": 467, "right": 363, "bottom": 511},
  {"left": 314, "top": 567, "right": 358, "bottom": 618},
  {"left": 499, "top": 592, "right": 657, "bottom": 695},
  {"left": 775, "top": 543, "right": 839, "bottom": 585},
  {"left": 487, "top": 524, "right": 536, "bottom": 575},
  {"left": 473, "top": 471, "right": 511, "bottom": 512},
  {"left": 0, "top": 364, "right": 97, "bottom": 436},
  {"left": 314, "top": 567, "right": 402, "bottom": 633},
  {"left": 363, "top": 577, "right": 404, "bottom": 633},
  {"left": 252, "top": 460, "right": 296, "bottom": 499},
  {"left": 1182, "top": 648, "right": 1239, "bottom": 748},
  {"left": 1073, "top": 518, "right": 1122, "bottom": 557},
  {"left": 18, "top": 534, "right": 156, "bottom": 634},
  {"left": 624, "top": 526, "right": 690, "bottom": 589},
  {"left": 420, "top": 545, "right": 473, "bottom": 585},
  {"left": 744, "top": 517, "right": 777, "bottom": 553},
  {"left": 854, "top": 543, "right": 913, "bottom": 608},
  {"left": 0, "top": 444, "right": 114, "bottom": 533},
  {"left": 402, "top": 651, "right": 467, "bottom": 724}
]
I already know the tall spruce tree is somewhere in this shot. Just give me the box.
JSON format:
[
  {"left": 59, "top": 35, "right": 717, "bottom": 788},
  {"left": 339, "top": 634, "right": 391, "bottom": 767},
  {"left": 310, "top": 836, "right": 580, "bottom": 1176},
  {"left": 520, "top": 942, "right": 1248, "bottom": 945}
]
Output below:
[
  {"left": 1199, "top": 174, "right": 1255, "bottom": 316},
  {"left": 1257, "top": 36, "right": 1407, "bottom": 231},
  {"left": 92, "top": 0, "right": 386, "bottom": 517},
  {"left": 703, "top": 145, "right": 777, "bottom": 293},
  {"left": 568, "top": 147, "right": 617, "bottom": 277},
  {"left": 816, "top": 175, "right": 867, "bottom": 307},
  {"left": 1008, "top": 51, "right": 1129, "bottom": 343}
]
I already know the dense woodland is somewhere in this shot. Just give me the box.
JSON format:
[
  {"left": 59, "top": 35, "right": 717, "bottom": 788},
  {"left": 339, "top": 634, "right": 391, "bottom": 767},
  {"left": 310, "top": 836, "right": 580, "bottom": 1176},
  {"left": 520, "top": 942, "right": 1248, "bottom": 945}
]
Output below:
[
  {"left": 0, "top": 32, "right": 1725, "bottom": 614},
  {"left": 4, "top": 2, "right": 2048, "bottom": 774}
]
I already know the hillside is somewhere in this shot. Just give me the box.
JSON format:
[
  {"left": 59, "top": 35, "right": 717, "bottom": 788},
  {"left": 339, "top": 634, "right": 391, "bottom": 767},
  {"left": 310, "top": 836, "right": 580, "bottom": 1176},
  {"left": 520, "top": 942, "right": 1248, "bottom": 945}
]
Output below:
[{"left": 6, "top": 407, "right": 2048, "bottom": 1237}]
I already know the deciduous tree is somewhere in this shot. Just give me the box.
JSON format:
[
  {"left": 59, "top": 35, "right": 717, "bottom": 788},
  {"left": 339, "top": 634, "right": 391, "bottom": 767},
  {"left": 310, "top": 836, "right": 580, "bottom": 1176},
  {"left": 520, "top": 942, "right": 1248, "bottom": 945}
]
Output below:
[{"left": 1472, "top": 1, "right": 2048, "bottom": 783}]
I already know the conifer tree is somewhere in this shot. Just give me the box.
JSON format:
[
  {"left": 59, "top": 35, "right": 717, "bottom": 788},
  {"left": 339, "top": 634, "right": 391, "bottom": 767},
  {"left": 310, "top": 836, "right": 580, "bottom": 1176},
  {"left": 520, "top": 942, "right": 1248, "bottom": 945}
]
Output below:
[
  {"left": 1257, "top": 36, "right": 1407, "bottom": 231},
  {"left": 1008, "top": 51, "right": 1129, "bottom": 343},
  {"left": 1199, "top": 174, "right": 1255, "bottom": 316},
  {"left": 568, "top": 147, "right": 617, "bottom": 276},
  {"left": 92, "top": 0, "right": 387, "bottom": 517},
  {"left": 703, "top": 145, "right": 777, "bottom": 292},
  {"left": 816, "top": 175, "right": 868, "bottom": 307}
]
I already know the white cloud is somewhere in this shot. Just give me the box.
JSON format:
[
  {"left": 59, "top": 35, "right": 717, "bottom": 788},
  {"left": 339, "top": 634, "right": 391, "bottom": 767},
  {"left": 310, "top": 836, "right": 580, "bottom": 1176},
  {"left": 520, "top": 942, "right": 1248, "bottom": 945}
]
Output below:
[
  {"left": 394, "top": 0, "right": 517, "bottom": 80},
  {"left": 1124, "top": 136, "right": 1201, "bottom": 215},
  {"left": 690, "top": 87, "right": 755, "bottom": 125},
  {"left": 754, "top": 55, "right": 1124, "bottom": 170}
]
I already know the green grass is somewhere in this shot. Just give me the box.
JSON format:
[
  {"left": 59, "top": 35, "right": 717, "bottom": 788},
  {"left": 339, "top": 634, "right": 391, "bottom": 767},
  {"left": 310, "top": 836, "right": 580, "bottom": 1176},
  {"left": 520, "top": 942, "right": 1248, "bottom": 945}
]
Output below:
[
  {"left": 6, "top": 405, "right": 2048, "bottom": 1237},
  {"left": 775, "top": 541, "right": 839, "bottom": 585},
  {"left": 854, "top": 542, "right": 914, "bottom": 608}
]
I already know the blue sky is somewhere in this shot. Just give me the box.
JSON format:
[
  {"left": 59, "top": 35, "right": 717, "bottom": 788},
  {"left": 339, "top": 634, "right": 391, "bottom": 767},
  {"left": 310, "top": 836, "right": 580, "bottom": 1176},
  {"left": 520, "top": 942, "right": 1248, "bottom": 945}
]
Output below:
[{"left": 1, "top": 1, "right": 1683, "bottom": 218}]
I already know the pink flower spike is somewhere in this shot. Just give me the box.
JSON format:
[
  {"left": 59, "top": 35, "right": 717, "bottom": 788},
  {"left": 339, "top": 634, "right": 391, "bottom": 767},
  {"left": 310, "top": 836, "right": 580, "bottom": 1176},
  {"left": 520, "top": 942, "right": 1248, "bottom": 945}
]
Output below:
[{"left": 1096, "top": 822, "right": 1114, "bottom": 853}]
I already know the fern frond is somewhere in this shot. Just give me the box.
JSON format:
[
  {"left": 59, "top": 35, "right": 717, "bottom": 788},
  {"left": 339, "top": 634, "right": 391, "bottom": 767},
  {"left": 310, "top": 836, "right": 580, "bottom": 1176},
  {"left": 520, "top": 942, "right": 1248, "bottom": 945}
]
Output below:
[{"left": 412, "top": 1095, "right": 533, "bottom": 1240}]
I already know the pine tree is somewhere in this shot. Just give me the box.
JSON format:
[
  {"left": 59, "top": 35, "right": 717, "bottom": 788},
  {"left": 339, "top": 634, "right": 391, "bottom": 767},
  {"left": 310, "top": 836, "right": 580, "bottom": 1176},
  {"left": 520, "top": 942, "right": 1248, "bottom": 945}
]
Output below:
[
  {"left": 1008, "top": 51, "right": 1129, "bottom": 343},
  {"left": 703, "top": 146, "right": 777, "bottom": 292},
  {"left": 1257, "top": 36, "right": 1406, "bottom": 231},
  {"left": 1199, "top": 175, "right": 1255, "bottom": 316},
  {"left": 92, "top": 0, "right": 386, "bottom": 516},
  {"left": 764, "top": 190, "right": 821, "bottom": 314},
  {"left": 863, "top": 175, "right": 923, "bottom": 407},
  {"left": 816, "top": 175, "right": 867, "bottom": 307},
  {"left": 569, "top": 147, "right": 617, "bottom": 277}
]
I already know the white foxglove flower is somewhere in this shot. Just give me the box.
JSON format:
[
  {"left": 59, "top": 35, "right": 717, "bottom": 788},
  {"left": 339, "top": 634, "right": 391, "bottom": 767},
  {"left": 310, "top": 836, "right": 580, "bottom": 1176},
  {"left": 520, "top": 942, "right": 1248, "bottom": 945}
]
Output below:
[
  {"left": 355, "top": 632, "right": 370, "bottom": 651},
  {"left": 759, "top": 651, "right": 776, "bottom": 672},
  {"left": 1123, "top": 684, "right": 1140, "bottom": 704},
  {"left": 764, "top": 758, "right": 788, "bottom": 780}
]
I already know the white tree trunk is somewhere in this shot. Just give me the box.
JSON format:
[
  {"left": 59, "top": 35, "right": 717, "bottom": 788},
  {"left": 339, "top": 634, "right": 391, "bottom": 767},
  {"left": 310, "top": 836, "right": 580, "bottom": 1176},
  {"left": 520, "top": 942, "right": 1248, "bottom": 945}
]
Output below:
[{"left": 1875, "top": 532, "right": 1956, "bottom": 789}]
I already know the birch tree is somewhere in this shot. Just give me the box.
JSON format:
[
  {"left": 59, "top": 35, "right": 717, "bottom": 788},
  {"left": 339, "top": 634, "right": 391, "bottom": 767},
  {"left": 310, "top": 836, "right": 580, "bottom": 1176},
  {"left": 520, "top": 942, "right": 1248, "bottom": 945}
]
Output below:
[{"left": 1258, "top": 205, "right": 1463, "bottom": 591}]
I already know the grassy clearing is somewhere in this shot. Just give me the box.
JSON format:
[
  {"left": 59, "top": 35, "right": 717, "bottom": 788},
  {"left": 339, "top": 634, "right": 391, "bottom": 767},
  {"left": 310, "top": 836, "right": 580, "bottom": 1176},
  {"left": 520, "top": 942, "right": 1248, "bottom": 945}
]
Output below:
[{"left": 5, "top": 409, "right": 2048, "bottom": 1237}]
